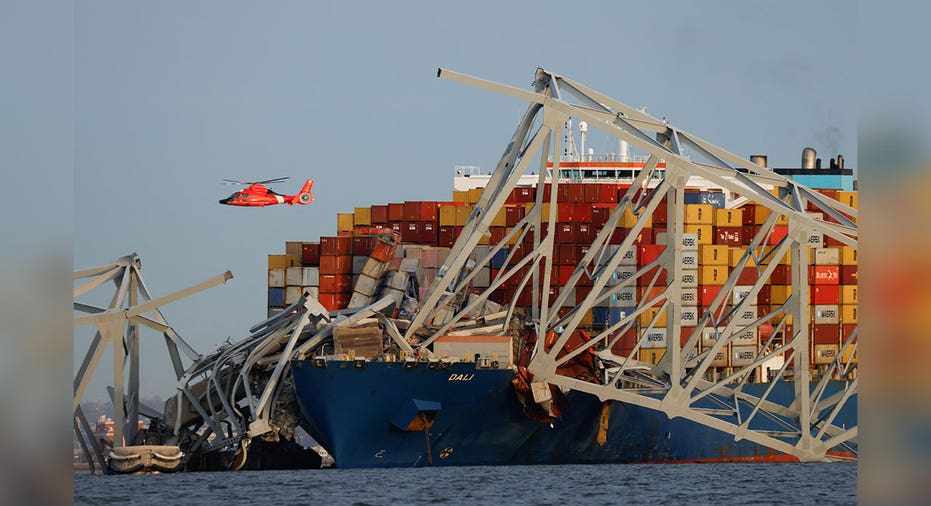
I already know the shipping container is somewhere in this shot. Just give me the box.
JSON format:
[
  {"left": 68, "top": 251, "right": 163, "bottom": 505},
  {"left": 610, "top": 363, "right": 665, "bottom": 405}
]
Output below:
[
  {"left": 713, "top": 208, "right": 743, "bottom": 227},
  {"left": 684, "top": 224, "right": 713, "bottom": 245},
  {"left": 639, "top": 348, "right": 666, "bottom": 365},
  {"left": 813, "top": 344, "right": 839, "bottom": 365},
  {"left": 268, "top": 254, "right": 302, "bottom": 270},
  {"left": 731, "top": 345, "right": 758, "bottom": 367},
  {"left": 301, "top": 242, "right": 321, "bottom": 266},
  {"left": 698, "top": 265, "right": 728, "bottom": 285},
  {"left": 684, "top": 204, "right": 713, "bottom": 225},
  {"left": 268, "top": 269, "right": 285, "bottom": 288}
]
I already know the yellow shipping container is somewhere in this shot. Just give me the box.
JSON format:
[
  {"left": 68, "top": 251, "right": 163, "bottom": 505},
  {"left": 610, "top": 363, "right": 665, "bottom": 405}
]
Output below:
[
  {"left": 354, "top": 207, "right": 372, "bottom": 226},
  {"left": 456, "top": 205, "right": 472, "bottom": 226},
  {"left": 268, "top": 254, "right": 301, "bottom": 270},
  {"left": 752, "top": 204, "right": 770, "bottom": 225},
  {"left": 841, "top": 285, "right": 858, "bottom": 305},
  {"left": 841, "top": 345, "right": 858, "bottom": 364},
  {"left": 639, "top": 348, "right": 666, "bottom": 365},
  {"left": 638, "top": 307, "right": 667, "bottom": 328},
  {"left": 452, "top": 190, "right": 470, "bottom": 203},
  {"left": 713, "top": 208, "right": 743, "bottom": 227},
  {"left": 285, "top": 241, "right": 303, "bottom": 256},
  {"left": 580, "top": 309, "right": 594, "bottom": 328},
  {"left": 684, "top": 224, "right": 712, "bottom": 245},
  {"left": 621, "top": 205, "right": 652, "bottom": 228},
  {"left": 468, "top": 187, "right": 483, "bottom": 204},
  {"left": 837, "top": 191, "right": 858, "bottom": 209},
  {"left": 684, "top": 204, "right": 713, "bottom": 225},
  {"left": 840, "top": 246, "right": 857, "bottom": 265},
  {"left": 524, "top": 202, "right": 552, "bottom": 220},
  {"left": 699, "top": 245, "right": 729, "bottom": 266},
  {"left": 699, "top": 265, "right": 728, "bottom": 285},
  {"left": 770, "top": 285, "right": 792, "bottom": 304},
  {"left": 491, "top": 207, "right": 507, "bottom": 227},
  {"left": 729, "top": 247, "right": 747, "bottom": 268},
  {"left": 841, "top": 305, "right": 858, "bottom": 323},
  {"left": 439, "top": 206, "right": 457, "bottom": 226},
  {"left": 337, "top": 213, "right": 354, "bottom": 232}
]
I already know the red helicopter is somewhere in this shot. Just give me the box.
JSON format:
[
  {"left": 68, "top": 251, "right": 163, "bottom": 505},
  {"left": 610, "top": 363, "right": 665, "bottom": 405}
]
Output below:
[{"left": 219, "top": 177, "right": 314, "bottom": 207}]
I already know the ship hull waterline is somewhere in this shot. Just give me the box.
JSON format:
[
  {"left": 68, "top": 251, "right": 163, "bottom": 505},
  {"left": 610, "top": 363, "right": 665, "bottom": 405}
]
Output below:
[{"left": 291, "top": 360, "right": 856, "bottom": 468}]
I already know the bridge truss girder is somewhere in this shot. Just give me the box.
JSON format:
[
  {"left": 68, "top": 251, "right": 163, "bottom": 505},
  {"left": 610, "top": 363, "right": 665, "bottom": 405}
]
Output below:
[{"left": 405, "top": 68, "right": 857, "bottom": 461}]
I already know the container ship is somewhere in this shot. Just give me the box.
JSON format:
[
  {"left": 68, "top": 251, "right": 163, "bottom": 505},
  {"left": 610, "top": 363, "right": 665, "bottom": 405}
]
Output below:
[{"left": 270, "top": 69, "right": 858, "bottom": 468}]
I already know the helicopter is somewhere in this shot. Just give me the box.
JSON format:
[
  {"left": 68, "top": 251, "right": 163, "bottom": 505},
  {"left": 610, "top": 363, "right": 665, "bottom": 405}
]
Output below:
[{"left": 219, "top": 177, "right": 314, "bottom": 207}]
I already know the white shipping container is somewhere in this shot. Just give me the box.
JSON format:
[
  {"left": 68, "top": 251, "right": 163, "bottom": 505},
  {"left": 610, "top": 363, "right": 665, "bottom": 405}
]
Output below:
[
  {"left": 641, "top": 328, "right": 667, "bottom": 349},
  {"left": 611, "top": 265, "right": 637, "bottom": 286},
  {"left": 618, "top": 247, "right": 637, "bottom": 266},
  {"left": 386, "top": 270, "right": 409, "bottom": 291},
  {"left": 733, "top": 326, "right": 759, "bottom": 346},
  {"left": 268, "top": 269, "right": 286, "bottom": 288},
  {"left": 472, "top": 266, "right": 490, "bottom": 288},
  {"left": 285, "top": 267, "right": 303, "bottom": 286},
  {"left": 433, "top": 335, "right": 513, "bottom": 367},
  {"left": 353, "top": 274, "right": 379, "bottom": 297},
  {"left": 806, "top": 232, "right": 824, "bottom": 249},
  {"left": 732, "top": 285, "right": 754, "bottom": 305},
  {"left": 731, "top": 345, "right": 758, "bottom": 367},
  {"left": 301, "top": 267, "right": 320, "bottom": 287},
  {"left": 348, "top": 292, "right": 372, "bottom": 309},
  {"left": 680, "top": 251, "right": 699, "bottom": 269},
  {"left": 302, "top": 286, "right": 319, "bottom": 299},
  {"left": 734, "top": 306, "right": 758, "bottom": 326},
  {"left": 813, "top": 247, "right": 840, "bottom": 265},
  {"left": 680, "top": 306, "right": 699, "bottom": 326},
  {"left": 362, "top": 258, "right": 388, "bottom": 279},
  {"left": 656, "top": 232, "right": 699, "bottom": 250},
  {"left": 814, "top": 304, "right": 840, "bottom": 324},
  {"left": 610, "top": 287, "right": 637, "bottom": 306},
  {"left": 267, "top": 307, "right": 286, "bottom": 318},
  {"left": 285, "top": 286, "right": 303, "bottom": 305},
  {"left": 680, "top": 288, "right": 698, "bottom": 306},
  {"left": 681, "top": 269, "right": 699, "bottom": 288},
  {"left": 814, "top": 344, "right": 839, "bottom": 364}
]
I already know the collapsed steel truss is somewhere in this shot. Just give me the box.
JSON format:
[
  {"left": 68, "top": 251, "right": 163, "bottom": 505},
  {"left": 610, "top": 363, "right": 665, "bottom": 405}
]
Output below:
[{"left": 403, "top": 68, "right": 857, "bottom": 461}]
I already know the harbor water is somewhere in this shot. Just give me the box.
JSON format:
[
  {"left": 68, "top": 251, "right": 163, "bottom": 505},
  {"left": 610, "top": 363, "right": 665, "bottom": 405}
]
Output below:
[{"left": 74, "top": 462, "right": 856, "bottom": 505}]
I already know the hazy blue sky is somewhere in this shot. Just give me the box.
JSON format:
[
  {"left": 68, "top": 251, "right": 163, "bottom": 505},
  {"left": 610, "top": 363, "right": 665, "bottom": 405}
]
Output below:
[{"left": 70, "top": 1, "right": 861, "bottom": 400}]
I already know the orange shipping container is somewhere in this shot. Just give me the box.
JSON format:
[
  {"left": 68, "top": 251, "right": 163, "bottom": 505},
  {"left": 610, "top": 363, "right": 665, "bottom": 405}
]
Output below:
[
  {"left": 268, "top": 254, "right": 301, "bottom": 270},
  {"left": 354, "top": 207, "right": 372, "bottom": 226},
  {"left": 837, "top": 191, "right": 858, "bottom": 209},
  {"left": 337, "top": 213, "right": 354, "bottom": 232}
]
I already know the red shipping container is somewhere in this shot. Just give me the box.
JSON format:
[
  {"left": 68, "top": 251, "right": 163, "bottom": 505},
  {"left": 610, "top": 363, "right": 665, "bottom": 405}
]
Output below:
[
  {"left": 740, "top": 225, "right": 756, "bottom": 245},
  {"left": 421, "top": 221, "right": 438, "bottom": 244},
  {"left": 577, "top": 224, "right": 594, "bottom": 243},
  {"left": 714, "top": 226, "right": 743, "bottom": 246},
  {"left": 841, "top": 323, "right": 857, "bottom": 342},
  {"left": 511, "top": 243, "right": 528, "bottom": 262},
  {"left": 388, "top": 203, "right": 405, "bottom": 222},
  {"left": 841, "top": 265, "right": 858, "bottom": 285},
  {"left": 575, "top": 285, "right": 592, "bottom": 301},
  {"left": 370, "top": 240, "right": 397, "bottom": 262},
  {"left": 599, "top": 184, "right": 619, "bottom": 203},
  {"left": 767, "top": 225, "right": 789, "bottom": 245},
  {"left": 403, "top": 201, "right": 420, "bottom": 221},
  {"left": 523, "top": 223, "right": 549, "bottom": 246},
  {"left": 319, "top": 255, "right": 352, "bottom": 275},
  {"left": 489, "top": 226, "right": 507, "bottom": 245},
  {"left": 758, "top": 284, "right": 771, "bottom": 305},
  {"left": 812, "top": 323, "right": 840, "bottom": 345},
  {"left": 573, "top": 203, "right": 593, "bottom": 223},
  {"left": 556, "top": 244, "right": 577, "bottom": 265},
  {"left": 811, "top": 285, "right": 840, "bottom": 305},
  {"left": 609, "top": 227, "right": 627, "bottom": 245},
  {"left": 555, "top": 223, "right": 576, "bottom": 243},
  {"left": 505, "top": 205, "right": 525, "bottom": 227},
  {"left": 583, "top": 184, "right": 600, "bottom": 203},
  {"left": 371, "top": 205, "right": 389, "bottom": 224},
  {"left": 388, "top": 221, "right": 403, "bottom": 236},
  {"left": 566, "top": 183, "right": 585, "bottom": 203},
  {"left": 699, "top": 285, "right": 723, "bottom": 306},
  {"left": 809, "top": 265, "right": 840, "bottom": 285},
  {"left": 557, "top": 203, "right": 574, "bottom": 222},
  {"left": 741, "top": 205, "right": 757, "bottom": 225},
  {"left": 320, "top": 235, "right": 352, "bottom": 256},
  {"left": 824, "top": 235, "right": 849, "bottom": 247},
  {"left": 438, "top": 226, "right": 458, "bottom": 247},
  {"left": 769, "top": 264, "right": 791, "bottom": 285},
  {"left": 510, "top": 187, "right": 535, "bottom": 203},
  {"left": 419, "top": 201, "right": 439, "bottom": 222},
  {"left": 610, "top": 328, "right": 638, "bottom": 353},
  {"left": 638, "top": 245, "right": 665, "bottom": 266},
  {"left": 591, "top": 205, "right": 611, "bottom": 227},
  {"left": 637, "top": 265, "right": 667, "bottom": 287},
  {"left": 319, "top": 274, "right": 352, "bottom": 293},
  {"left": 401, "top": 221, "right": 419, "bottom": 243},
  {"left": 651, "top": 195, "right": 669, "bottom": 226},
  {"left": 539, "top": 183, "right": 552, "bottom": 202},
  {"left": 736, "top": 267, "right": 758, "bottom": 285},
  {"left": 637, "top": 227, "right": 655, "bottom": 245},
  {"left": 637, "top": 285, "right": 666, "bottom": 304},
  {"left": 301, "top": 242, "right": 320, "bottom": 266},
  {"left": 352, "top": 236, "right": 375, "bottom": 256},
  {"left": 318, "top": 293, "right": 351, "bottom": 311},
  {"left": 553, "top": 265, "right": 574, "bottom": 286}
]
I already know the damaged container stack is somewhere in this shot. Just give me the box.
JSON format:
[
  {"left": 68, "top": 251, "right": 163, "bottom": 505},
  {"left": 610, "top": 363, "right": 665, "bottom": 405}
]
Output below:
[{"left": 266, "top": 175, "right": 856, "bottom": 380}]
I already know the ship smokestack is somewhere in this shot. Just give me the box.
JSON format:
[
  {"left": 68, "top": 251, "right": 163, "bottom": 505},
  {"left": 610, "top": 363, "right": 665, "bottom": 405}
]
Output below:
[
  {"left": 830, "top": 157, "right": 837, "bottom": 169},
  {"left": 749, "top": 155, "right": 768, "bottom": 168},
  {"left": 838, "top": 154, "right": 845, "bottom": 169},
  {"left": 619, "top": 139, "right": 629, "bottom": 162},
  {"left": 816, "top": 158, "right": 822, "bottom": 169},
  {"left": 802, "top": 147, "right": 817, "bottom": 169},
  {"left": 579, "top": 121, "right": 588, "bottom": 161}
]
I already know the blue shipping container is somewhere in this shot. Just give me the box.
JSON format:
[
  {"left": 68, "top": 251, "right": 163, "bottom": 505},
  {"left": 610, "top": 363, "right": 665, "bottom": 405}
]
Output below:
[{"left": 268, "top": 287, "right": 285, "bottom": 307}]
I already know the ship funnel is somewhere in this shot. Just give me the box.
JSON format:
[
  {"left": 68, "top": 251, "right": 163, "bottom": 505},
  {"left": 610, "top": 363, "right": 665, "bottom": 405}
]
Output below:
[
  {"left": 802, "top": 147, "right": 817, "bottom": 169},
  {"left": 579, "top": 121, "right": 588, "bottom": 161},
  {"left": 749, "top": 155, "right": 768, "bottom": 168},
  {"left": 838, "top": 154, "right": 845, "bottom": 169}
]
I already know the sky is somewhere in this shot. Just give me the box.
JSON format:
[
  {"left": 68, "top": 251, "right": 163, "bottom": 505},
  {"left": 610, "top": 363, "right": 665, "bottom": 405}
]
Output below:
[{"left": 67, "top": 1, "right": 864, "bottom": 401}]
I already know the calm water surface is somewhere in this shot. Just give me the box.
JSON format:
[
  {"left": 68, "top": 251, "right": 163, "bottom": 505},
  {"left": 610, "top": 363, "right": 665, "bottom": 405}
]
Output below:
[{"left": 74, "top": 462, "right": 856, "bottom": 505}]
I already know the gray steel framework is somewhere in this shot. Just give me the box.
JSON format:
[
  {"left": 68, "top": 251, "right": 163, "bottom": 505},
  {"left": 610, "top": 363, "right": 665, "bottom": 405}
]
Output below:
[{"left": 402, "top": 68, "right": 857, "bottom": 461}]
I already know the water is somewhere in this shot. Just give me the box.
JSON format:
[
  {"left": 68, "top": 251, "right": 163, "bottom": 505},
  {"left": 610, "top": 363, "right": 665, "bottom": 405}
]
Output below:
[{"left": 74, "top": 463, "right": 857, "bottom": 505}]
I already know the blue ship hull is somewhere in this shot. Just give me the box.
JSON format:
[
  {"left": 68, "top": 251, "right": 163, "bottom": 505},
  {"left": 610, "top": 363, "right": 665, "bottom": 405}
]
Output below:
[{"left": 291, "top": 360, "right": 856, "bottom": 468}]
